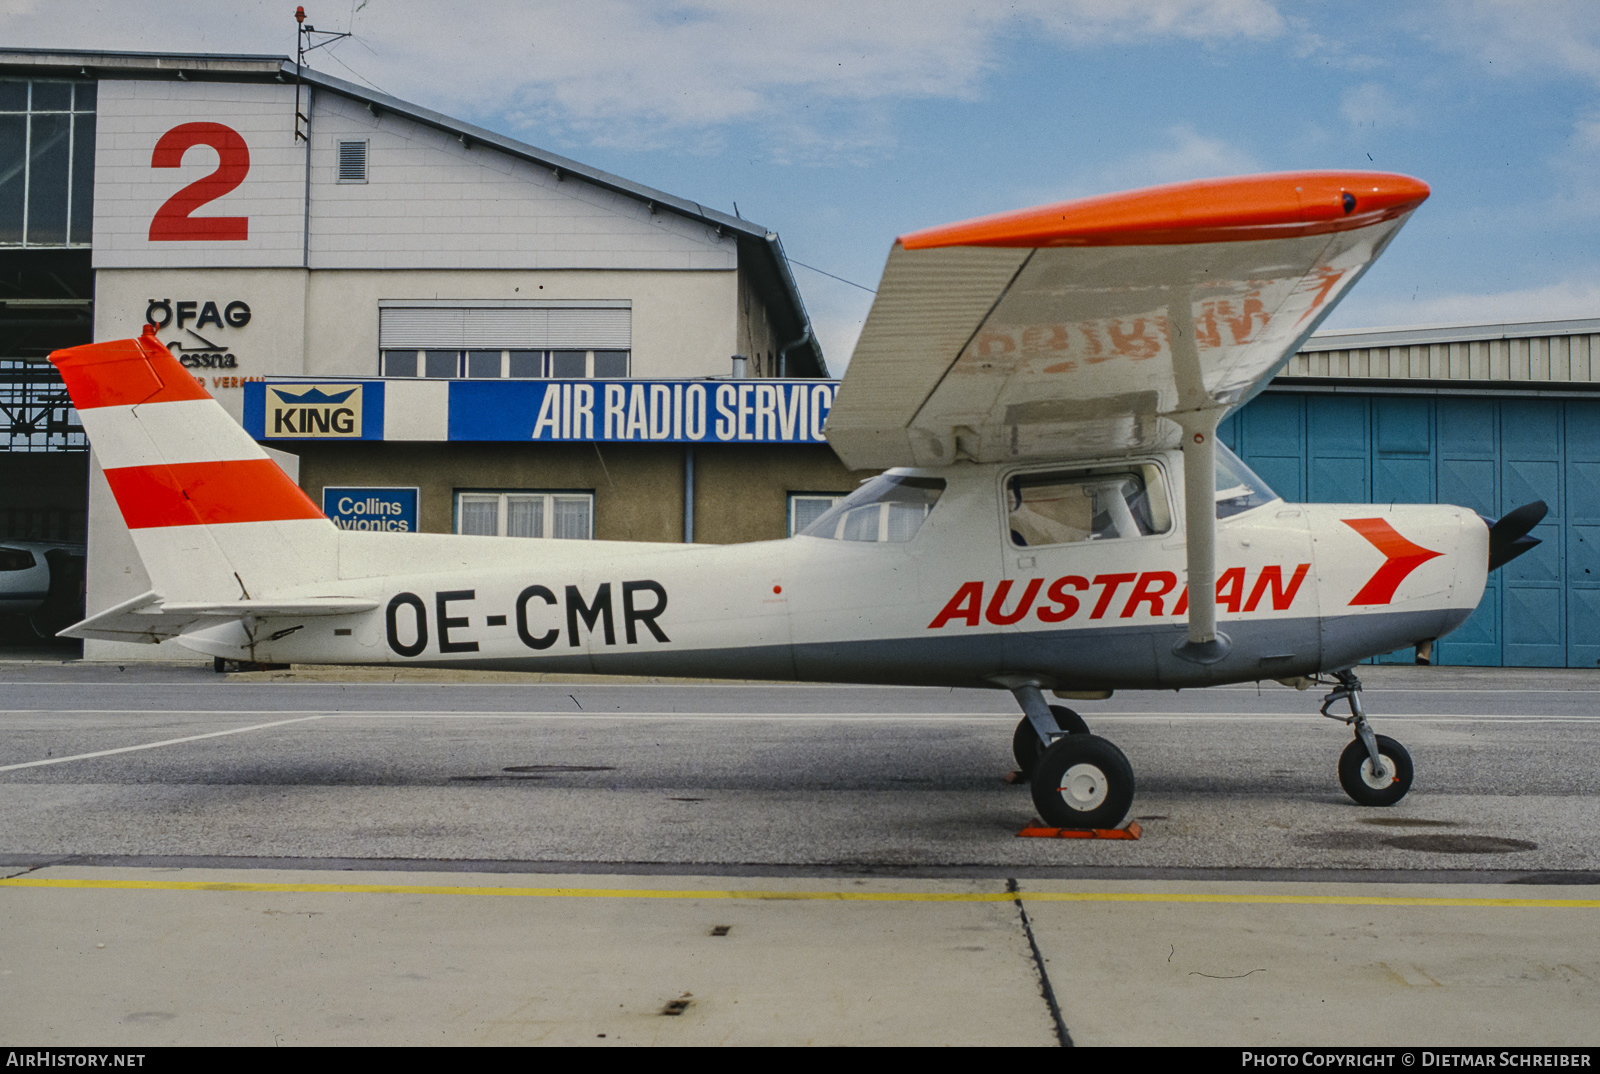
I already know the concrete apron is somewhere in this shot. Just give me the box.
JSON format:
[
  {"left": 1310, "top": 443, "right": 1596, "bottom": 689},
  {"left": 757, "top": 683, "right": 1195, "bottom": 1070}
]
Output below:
[{"left": 2, "top": 865, "right": 1596, "bottom": 1047}]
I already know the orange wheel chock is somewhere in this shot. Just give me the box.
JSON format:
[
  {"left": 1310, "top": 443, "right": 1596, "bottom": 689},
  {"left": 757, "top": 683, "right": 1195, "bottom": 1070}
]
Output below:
[{"left": 1016, "top": 820, "right": 1142, "bottom": 841}]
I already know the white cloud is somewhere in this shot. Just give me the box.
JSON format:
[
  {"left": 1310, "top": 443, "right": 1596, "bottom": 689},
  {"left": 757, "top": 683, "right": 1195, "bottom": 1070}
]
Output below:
[
  {"left": 1577, "top": 109, "right": 1600, "bottom": 150},
  {"left": 1018, "top": 0, "right": 1285, "bottom": 44},
  {"left": 1007, "top": 125, "right": 1264, "bottom": 208},
  {"left": 1339, "top": 82, "right": 1418, "bottom": 130},
  {"left": 1101, "top": 125, "right": 1263, "bottom": 190},
  {"left": 1418, "top": 0, "right": 1600, "bottom": 85},
  {"left": 1, "top": 1, "right": 1286, "bottom": 154},
  {"left": 1327, "top": 278, "right": 1600, "bottom": 331}
]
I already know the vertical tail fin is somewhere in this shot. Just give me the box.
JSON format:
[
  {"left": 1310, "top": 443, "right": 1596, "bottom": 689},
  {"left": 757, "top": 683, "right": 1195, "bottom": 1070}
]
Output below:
[{"left": 51, "top": 327, "right": 339, "bottom": 602}]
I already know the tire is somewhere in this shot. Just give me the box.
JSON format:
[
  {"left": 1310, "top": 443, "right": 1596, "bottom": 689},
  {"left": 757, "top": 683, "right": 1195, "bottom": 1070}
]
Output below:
[
  {"left": 1011, "top": 706, "right": 1090, "bottom": 775},
  {"left": 1029, "top": 734, "right": 1135, "bottom": 829},
  {"left": 1338, "top": 734, "right": 1413, "bottom": 807}
]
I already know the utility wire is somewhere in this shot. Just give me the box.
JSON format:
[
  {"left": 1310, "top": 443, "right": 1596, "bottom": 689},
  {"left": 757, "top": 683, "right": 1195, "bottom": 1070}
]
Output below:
[
  {"left": 787, "top": 259, "right": 876, "bottom": 294},
  {"left": 319, "top": 41, "right": 395, "bottom": 98}
]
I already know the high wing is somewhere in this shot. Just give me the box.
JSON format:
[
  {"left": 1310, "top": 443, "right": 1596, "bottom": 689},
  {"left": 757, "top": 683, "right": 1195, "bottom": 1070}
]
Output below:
[{"left": 824, "top": 172, "right": 1430, "bottom": 470}]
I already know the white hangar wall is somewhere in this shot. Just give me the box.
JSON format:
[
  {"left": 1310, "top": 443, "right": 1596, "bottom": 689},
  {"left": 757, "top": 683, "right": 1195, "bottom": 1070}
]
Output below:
[
  {"left": 92, "top": 80, "right": 738, "bottom": 274},
  {"left": 304, "top": 89, "right": 737, "bottom": 272}
]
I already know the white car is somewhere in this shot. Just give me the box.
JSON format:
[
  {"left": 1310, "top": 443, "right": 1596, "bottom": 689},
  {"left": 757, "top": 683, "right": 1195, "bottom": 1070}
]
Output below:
[{"left": 0, "top": 541, "right": 86, "bottom": 639}]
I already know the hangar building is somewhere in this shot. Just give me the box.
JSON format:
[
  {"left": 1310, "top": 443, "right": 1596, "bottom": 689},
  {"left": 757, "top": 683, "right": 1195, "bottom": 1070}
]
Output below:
[{"left": 0, "top": 47, "right": 856, "bottom": 662}]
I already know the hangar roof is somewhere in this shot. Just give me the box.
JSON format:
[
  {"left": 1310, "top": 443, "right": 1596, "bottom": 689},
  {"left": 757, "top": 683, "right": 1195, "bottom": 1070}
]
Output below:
[
  {"left": 0, "top": 46, "right": 827, "bottom": 377},
  {"left": 1304, "top": 317, "right": 1600, "bottom": 352},
  {"left": 1287, "top": 317, "right": 1600, "bottom": 391}
]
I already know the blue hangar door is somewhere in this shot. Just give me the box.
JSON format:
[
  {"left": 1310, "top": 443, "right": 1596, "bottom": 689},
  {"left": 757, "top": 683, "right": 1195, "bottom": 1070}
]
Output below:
[{"left": 1220, "top": 392, "right": 1600, "bottom": 669}]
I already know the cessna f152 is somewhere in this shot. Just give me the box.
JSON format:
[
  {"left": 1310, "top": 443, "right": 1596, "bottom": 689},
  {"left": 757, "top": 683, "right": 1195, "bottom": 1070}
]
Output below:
[{"left": 51, "top": 171, "right": 1546, "bottom": 831}]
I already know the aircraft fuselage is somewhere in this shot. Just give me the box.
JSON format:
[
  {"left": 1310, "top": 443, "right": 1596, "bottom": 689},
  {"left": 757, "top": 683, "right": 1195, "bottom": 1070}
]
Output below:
[{"left": 181, "top": 450, "right": 1487, "bottom": 691}]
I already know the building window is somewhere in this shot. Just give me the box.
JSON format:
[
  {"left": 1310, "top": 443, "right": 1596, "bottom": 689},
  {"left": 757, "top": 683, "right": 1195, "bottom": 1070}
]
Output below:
[
  {"left": 423, "top": 350, "right": 459, "bottom": 378},
  {"left": 377, "top": 302, "right": 633, "bottom": 378},
  {"left": 593, "top": 350, "right": 630, "bottom": 377},
  {"left": 466, "top": 350, "right": 502, "bottom": 378},
  {"left": 549, "top": 350, "right": 586, "bottom": 378},
  {"left": 0, "top": 79, "right": 96, "bottom": 247},
  {"left": 788, "top": 493, "right": 846, "bottom": 537},
  {"left": 380, "top": 350, "right": 416, "bottom": 377},
  {"left": 337, "top": 139, "right": 368, "bottom": 183},
  {"left": 509, "top": 350, "right": 544, "bottom": 378},
  {"left": 456, "top": 491, "right": 594, "bottom": 539},
  {"left": 381, "top": 347, "right": 631, "bottom": 379}
]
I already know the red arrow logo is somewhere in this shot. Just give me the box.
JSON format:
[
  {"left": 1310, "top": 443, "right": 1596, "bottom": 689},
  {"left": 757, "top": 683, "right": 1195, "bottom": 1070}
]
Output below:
[{"left": 1342, "top": 518, "right": 1443, "bottom": 605}]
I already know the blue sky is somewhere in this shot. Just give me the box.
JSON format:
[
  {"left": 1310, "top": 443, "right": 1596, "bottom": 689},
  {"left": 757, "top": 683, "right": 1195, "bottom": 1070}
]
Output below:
[{"left": 8, "top": 0, "right": 1600, "bottom": 373}]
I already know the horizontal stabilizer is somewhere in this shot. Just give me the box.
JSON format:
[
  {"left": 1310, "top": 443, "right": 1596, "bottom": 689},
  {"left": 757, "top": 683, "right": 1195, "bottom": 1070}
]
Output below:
[
  {"left": 59, "top": 590, "right": 378, "bottom": 643},
  {"left": 59, "top": 590, "right": 182, "bottom": 644},
  {"left": 160, "top": 599, "right": 380, "bottom": 617}
]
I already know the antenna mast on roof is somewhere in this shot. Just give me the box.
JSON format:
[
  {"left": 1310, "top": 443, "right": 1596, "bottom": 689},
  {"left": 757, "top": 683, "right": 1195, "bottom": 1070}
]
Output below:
[{"left": 293, "top": 6, "right": 351, "bottom": 142}]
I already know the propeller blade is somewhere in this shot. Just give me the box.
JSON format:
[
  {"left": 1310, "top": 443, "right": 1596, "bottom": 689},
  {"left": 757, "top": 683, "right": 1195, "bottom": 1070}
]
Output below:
[{"left": 1487, "top": 500, "right": 1548, "bottom": 571}]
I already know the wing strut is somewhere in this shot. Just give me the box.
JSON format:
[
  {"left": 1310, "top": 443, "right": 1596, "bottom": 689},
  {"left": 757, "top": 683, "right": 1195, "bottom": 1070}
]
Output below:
[{"left": 1168, "top": 295, "right": 1231, "bottom": 665}]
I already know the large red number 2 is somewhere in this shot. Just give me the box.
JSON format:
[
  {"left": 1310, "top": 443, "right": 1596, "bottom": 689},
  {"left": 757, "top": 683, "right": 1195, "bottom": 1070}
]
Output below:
[{"left": 148, "top": 122, "right": 250, "bottom": 241}]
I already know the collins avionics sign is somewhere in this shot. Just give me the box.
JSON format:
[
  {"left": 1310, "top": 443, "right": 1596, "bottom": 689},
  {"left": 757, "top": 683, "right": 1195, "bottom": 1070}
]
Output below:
[{"left": 322, "top": 487, "right": 419, "bottom": 532}]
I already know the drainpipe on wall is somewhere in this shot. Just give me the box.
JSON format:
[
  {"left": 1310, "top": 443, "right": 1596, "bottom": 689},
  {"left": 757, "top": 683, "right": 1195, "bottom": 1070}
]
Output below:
[
  {"left": 683, "top": 445, "right": 695, "bottom": 544},
  {"left": 778, "top": 325, "right": 813, "bottom": 378}
]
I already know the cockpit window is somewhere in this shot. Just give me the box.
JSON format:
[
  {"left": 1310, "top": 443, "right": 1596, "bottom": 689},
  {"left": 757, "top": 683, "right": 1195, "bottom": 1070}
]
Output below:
[
  {"left": 1007, "top": 463, "right": 1171, "bottom": 547},
  {"left": 1215, "top": 442, "right": 1280, "bottom": 519},
  {"left": 798, "top": 474, "right": 946, "bottom": 542}
]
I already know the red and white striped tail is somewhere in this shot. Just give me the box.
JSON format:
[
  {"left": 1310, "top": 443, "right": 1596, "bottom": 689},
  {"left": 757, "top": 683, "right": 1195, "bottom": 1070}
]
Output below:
[{"left": 51, "top": 327, "right": 339, "bottom": 602}]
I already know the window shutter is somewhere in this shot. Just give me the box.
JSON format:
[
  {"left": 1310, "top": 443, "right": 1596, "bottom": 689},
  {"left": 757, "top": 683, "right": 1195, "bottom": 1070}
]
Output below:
[{"left": 380, "top": 306, "right": 631, "bottom": 350}]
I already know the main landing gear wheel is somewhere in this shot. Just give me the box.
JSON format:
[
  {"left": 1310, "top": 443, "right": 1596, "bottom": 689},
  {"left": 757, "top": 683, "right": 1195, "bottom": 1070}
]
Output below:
[
  {"left": 1011, "top": 705, "right": 1090, "bottom": 776},
  {"left": 1338, "top": 734, "right": 1413, "bottom": 807},
  {"left": 1029, "top": 734, "right": 1135, "bottom": 830}
]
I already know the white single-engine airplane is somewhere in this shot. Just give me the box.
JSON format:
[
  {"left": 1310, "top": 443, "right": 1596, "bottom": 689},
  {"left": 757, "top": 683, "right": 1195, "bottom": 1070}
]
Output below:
[{"left": 52, "top": 171, "right": 1546, "bottom": 830}]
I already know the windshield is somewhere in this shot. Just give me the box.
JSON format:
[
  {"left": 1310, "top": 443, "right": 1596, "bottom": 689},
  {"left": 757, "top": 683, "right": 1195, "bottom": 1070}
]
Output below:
[
  {"left": 1215, "top": 442, "right": 1280, "bottom": 519},
  {"left": 798, "top": 474, "right": 946, "bottom": 542}
]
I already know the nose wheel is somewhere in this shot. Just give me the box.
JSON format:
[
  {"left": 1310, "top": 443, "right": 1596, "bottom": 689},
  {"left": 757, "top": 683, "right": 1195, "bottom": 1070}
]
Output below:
[
  {"left": 1337, "top": 734, "right": 1413, "bottom": 806},
  {"left": 1322, "top": 670, "right": 1414, "bottom": 807}
]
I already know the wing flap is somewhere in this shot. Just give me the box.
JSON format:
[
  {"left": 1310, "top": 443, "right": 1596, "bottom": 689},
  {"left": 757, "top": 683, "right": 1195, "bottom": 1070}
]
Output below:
[{"left": 832, "top": 246, "right": 1030, "bottom": 466}]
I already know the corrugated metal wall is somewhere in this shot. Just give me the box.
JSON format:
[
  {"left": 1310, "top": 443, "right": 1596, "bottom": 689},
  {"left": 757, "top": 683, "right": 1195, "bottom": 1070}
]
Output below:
[{"left": 1284, "top": 326, "right": 1600, "bottom": 387}]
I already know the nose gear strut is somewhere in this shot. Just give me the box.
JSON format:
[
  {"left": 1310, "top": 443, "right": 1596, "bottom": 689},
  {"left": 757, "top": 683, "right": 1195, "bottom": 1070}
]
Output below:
[{"left": 1319, "top": 669, "right": 1414, "bottom": 806}]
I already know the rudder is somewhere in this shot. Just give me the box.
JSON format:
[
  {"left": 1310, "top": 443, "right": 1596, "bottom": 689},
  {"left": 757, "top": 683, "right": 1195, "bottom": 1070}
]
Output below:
[{"left": 51, "top": 327, "right": 338, "bottom": 602}]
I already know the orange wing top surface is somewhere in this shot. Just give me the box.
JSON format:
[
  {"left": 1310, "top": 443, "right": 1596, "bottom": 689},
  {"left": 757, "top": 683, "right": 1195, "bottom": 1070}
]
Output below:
[{"left": 898, "top": 171, "right": 1430, "bottom": 250}]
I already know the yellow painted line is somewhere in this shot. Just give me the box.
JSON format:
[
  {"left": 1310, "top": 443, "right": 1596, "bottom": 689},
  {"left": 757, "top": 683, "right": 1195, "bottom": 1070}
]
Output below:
[{"left": 1, "top": 877, "right": 1597, "bottom": 908}]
